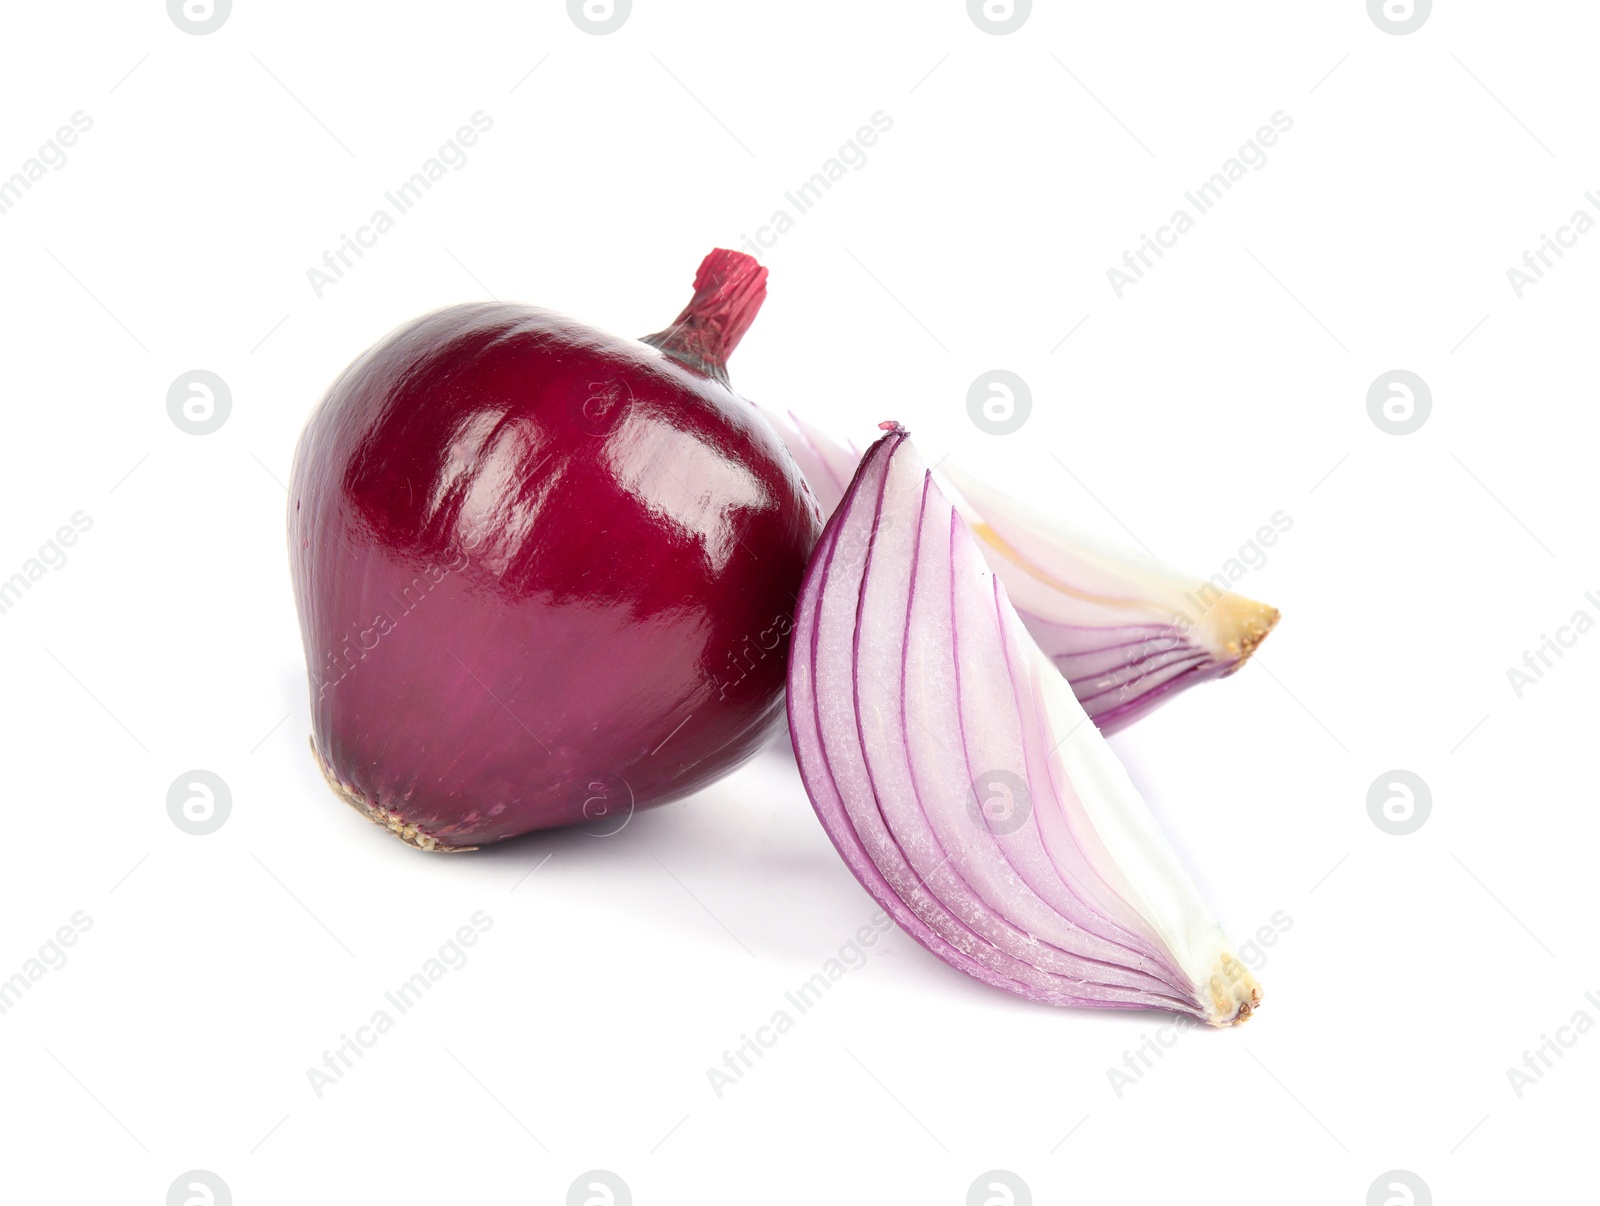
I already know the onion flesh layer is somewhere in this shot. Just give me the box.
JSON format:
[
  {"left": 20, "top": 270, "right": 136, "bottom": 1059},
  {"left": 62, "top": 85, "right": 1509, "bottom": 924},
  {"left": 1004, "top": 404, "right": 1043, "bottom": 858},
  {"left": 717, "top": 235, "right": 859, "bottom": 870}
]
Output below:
[
  {"left": 787, "top": 426, "right": 1261, "bottom": 1025},
  {"left": 757, "top": 406, "right": 1279, "bottom": 732}
]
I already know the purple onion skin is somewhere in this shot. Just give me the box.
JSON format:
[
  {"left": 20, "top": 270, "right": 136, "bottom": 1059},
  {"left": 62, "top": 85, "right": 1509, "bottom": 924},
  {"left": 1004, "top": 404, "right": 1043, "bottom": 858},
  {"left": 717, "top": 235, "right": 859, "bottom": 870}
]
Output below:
[{"left": 291, "top": 261, "right": 819, "bottom": 847}]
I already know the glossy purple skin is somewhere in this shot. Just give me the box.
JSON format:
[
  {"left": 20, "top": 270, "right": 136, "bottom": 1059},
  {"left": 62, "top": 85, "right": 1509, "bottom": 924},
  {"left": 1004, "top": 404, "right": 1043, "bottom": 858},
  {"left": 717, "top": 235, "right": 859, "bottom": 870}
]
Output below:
[{"left": 290, "top": 302, "right": 819, "bottom": 846}]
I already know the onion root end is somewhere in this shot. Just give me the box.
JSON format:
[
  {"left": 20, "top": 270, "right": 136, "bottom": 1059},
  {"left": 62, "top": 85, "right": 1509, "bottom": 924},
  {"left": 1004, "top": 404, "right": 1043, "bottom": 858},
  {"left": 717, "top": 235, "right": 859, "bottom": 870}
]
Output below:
[{"left": 310, "top": 739, "right": 477, "bottom": 853}]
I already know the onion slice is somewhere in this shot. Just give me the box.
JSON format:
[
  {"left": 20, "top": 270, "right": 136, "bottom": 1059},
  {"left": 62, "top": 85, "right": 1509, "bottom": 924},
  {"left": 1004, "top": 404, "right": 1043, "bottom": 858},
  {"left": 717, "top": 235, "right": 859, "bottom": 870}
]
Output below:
[
  {"left": 940, "top": 464, "right": 1279, "bottom": 733},
  {"left": 787, "top": 425, "right": 1261, "bottom": 1025},
  {"left": 757, "top": 407, "right": 1279, "bottom": 732}
]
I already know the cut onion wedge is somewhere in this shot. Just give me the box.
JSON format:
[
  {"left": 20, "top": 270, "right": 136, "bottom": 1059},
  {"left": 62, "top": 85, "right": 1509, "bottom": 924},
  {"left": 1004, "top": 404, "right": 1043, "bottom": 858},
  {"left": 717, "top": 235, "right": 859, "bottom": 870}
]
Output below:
[
  {"left": 940, "top": 463, "right": 1280, "bottom": 733},
  {"left": 756, "top": 406, "right": 1279, "bottom": 732},
  {"left": 787, "top": 425, "right": 1261, "bottom": 1025}
]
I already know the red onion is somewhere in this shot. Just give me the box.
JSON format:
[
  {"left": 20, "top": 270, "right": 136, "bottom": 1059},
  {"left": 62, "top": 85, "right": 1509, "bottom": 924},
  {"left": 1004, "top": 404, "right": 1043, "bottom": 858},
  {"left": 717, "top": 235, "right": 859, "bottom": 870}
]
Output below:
[
  {"left": 757, "top": 405, "right": 1279, "bottom": 731},
  {"left": 787, "top": 424, "right": 1261, "bottom": 1024},
  {"left": 290, "top": 251, "right": 819, "bottom": 849}
]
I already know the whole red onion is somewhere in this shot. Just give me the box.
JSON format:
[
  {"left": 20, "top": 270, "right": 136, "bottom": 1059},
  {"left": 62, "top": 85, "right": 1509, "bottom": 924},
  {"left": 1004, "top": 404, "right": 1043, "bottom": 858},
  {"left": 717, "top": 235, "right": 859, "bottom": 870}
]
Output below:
[{"left": 290, "top": 250, "right": 819, "bottom": 849}]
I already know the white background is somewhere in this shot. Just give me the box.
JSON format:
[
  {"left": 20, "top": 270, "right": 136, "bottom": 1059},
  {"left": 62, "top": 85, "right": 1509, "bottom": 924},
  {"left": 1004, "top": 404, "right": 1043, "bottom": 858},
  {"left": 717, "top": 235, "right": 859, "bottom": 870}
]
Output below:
[{"left": 0, "top": 1, "right": 1593, "bottom": 1203}]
